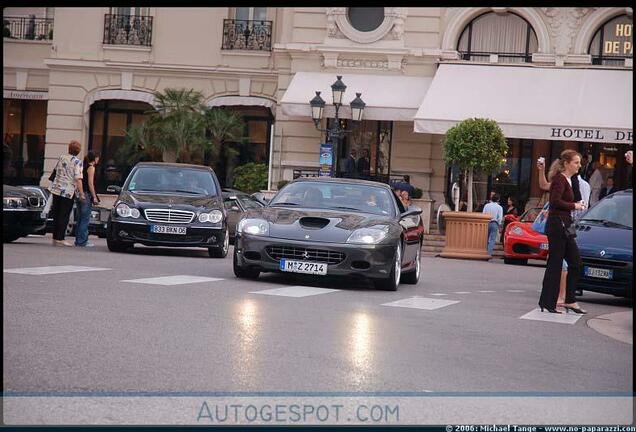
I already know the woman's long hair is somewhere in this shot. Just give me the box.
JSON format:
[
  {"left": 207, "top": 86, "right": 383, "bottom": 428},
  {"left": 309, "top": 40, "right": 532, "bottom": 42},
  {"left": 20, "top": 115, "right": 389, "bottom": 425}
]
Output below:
[{"left": 547, "top": 159, "right": 561, "bottom": 182}]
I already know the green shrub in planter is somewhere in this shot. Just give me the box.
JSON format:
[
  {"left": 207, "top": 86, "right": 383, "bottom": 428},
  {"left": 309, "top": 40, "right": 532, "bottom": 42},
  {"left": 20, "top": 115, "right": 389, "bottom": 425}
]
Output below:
[
  {"left": 411, "top": 187, "right": 423, "bottom": 199},
  {"left": 443, "top": 118, "right": 507, "bottom": 211},
  {"left": 232, "top": 162, "right": 268, "bottom": 194}
]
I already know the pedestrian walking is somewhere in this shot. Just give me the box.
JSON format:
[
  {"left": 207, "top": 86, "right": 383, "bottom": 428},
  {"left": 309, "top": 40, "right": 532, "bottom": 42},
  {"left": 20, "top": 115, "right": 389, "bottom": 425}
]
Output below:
[
  {"left": 538, "top": 149, "right": 587, "bottom": 314},
  {"left": 599, "top": 176, "right": 617, "bottom": 200},
  {"left": 344, "top": 149, "right": 357, "bottom": 179},
  {"left": 48, "top": 140, "right": 85, "bottom": 247},
  {"left": 75, "top": 151, "right": 100, "bottom": 247},
  {"left": 482, "top": 192, "right": 502, "bottom": 256},
  {"left": 356, "top": 148, "right": 370, "bottom": 179}
]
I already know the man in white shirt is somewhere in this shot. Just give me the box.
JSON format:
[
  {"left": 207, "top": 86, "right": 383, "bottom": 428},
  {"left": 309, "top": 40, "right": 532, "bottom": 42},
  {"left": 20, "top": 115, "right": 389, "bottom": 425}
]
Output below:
[
  {"left": 588, "top": 162, "right": 604, "bottom": 206},
  {"left": 482, "top": 193, "right": 503, "bottom": 256}
]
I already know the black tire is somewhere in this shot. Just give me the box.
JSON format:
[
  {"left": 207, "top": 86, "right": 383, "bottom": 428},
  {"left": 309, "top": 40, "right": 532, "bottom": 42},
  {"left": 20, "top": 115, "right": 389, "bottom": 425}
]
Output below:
[
  {"left": 503, "top": 257, "right": 528, "bottom": 265},
  {"left": 3, "top": 233, "right": 22, "bottom": 243},
  {"left": 233, "top": 249, "right": 260, "bottom": 279},
  {"left": 208, "top": 229, "right": 229, "bottom": 258},
  {"left": 375, "top": 243, "right": 402, "bottom": 291},
  {"left": 401, "top": 242, "right": 421, "bottom": 285},
  {"left": 106, "top": 234, "right": 128, "bottom": 252}
]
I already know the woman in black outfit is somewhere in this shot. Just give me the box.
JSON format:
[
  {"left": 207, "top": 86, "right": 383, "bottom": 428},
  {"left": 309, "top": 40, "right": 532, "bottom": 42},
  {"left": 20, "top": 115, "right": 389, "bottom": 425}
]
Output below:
[
  {"left": 538, "top": 150, "right": 587, "bottom": 314},
  {"left": 500, "top": 196, "right": 519, "bottom": 244}
]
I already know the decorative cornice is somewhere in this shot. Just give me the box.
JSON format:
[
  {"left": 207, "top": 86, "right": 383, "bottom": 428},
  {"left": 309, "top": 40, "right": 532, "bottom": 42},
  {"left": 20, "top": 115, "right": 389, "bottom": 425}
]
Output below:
[{"left": 542, "top": 7, "right": 592, "bottom": 55}]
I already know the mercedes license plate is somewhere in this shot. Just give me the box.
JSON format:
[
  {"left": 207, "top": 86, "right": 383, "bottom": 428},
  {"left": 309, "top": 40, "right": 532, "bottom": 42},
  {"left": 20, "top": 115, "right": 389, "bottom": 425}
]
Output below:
[
  {"left": 584, "top": 266, "right": 613, "bottom": 279},
  {"left": 280, "top": 259, "right": 327, "bottom": 275},
  {"left": 150, "top": 225, "right": 186, "bottom": 235}
]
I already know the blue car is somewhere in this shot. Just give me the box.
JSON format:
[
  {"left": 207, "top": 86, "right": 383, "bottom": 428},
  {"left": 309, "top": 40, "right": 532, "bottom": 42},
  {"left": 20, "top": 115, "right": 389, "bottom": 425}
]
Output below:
[{"left": 575, "top": 189, "right": 633, "bottom": 298}]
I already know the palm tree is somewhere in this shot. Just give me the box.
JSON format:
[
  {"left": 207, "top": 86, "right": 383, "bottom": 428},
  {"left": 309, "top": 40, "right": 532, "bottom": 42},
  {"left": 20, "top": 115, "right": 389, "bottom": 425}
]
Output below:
[
  {"left": 202, "top": 106, "right": 245, "bottom": 163},
  {"left": 153, "top": 88, "right": 204, "bottom": 116}
]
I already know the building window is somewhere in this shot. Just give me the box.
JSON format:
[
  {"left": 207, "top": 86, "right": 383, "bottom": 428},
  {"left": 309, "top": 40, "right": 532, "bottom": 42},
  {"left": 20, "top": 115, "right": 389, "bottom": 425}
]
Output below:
[
  {"left": 222, "top": 7, "right": 272, "bottom": 51},
  {"left": 103, "top": 7, "right": 153, "bottom": 46},
  {"left": 589, "top": 14, "right": 633, "bottom": 66},
  {"left": 347, "top": 8, "right": 385, "bottom": 32},
  {"left": 457, "top": 12, "right": 538, "bottom": 63},
  {"left": 3, "top": 99, "right": 47, "bottom": 186}
]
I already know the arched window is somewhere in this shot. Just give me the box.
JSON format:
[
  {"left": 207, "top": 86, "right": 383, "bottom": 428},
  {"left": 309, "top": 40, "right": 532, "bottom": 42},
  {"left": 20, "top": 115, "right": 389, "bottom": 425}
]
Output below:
[
  {"left": 588, "top": 14, "right": 633, "bottom": 65},
  {"left": 457, "top": 12, "right": 538, "bottom": 63}
]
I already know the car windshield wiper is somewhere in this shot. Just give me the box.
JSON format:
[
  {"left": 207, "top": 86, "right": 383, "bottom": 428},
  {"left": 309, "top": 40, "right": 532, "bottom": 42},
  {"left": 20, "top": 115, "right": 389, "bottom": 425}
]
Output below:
[
  {"left": 329, "top": 206, "right": 363, "bottom": 212},
  {"left": 271, "top": 202, "right": 300, "bottom": 206},
  {"left": 579, "top": 218, "right": 632, "bottom": 229},
  {"left": 172, "top": 189, "right": 201, "bottom": 194}
]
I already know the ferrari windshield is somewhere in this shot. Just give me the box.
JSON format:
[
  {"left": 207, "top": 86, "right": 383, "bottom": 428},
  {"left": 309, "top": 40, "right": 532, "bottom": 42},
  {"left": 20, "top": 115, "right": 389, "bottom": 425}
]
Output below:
[{"left": 270, "top": 181, "right": 396, "bottom": 216}]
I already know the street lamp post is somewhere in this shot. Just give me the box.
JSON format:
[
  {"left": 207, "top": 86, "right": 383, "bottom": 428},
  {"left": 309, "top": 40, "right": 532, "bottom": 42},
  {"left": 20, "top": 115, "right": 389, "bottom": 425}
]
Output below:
[{"left": 309, "top": 76, "right": 365, "bottom": 177}]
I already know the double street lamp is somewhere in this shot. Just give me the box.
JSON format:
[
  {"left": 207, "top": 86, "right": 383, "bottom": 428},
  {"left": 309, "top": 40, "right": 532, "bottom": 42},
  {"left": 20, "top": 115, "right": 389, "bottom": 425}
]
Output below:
[{"left": 309, "top": 75, "right": 366, "bottom": 176}]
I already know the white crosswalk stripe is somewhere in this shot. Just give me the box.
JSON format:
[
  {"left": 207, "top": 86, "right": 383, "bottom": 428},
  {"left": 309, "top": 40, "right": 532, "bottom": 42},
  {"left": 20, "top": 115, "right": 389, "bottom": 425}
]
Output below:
[
  {"left": 520, "top": 308, "right": 583, "bottom": 324},
  {"left": 382, "top": 297, "right": 460, "bottom": 310},
  {"left": 250, "top": 286, "right": 340, "bottom": 297},
  {"left": 121, "top": 275, "right": 224, "bottom": 285},
  {"left": 4, "top": 266, "right": 111, "bottom": 275}
]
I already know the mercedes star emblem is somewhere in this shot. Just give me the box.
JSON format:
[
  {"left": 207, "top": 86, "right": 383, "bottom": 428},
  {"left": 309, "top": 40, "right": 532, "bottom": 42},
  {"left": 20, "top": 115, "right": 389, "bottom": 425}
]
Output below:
[{"left": 305, "top": 234, "right": 310, "bottom": 239}]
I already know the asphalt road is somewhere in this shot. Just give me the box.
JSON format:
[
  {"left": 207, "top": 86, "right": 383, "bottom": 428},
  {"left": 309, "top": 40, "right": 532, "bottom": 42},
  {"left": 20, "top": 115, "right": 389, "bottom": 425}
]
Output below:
[{"left": 4, "top": 233, "right": 632, "bottom": 398}]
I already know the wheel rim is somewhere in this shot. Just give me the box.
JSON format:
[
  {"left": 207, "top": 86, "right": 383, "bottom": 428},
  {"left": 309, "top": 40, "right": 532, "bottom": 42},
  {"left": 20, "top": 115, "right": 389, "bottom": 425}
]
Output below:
[
  {"left": 415, "top": 245, "right": 421, "bottom": 280},
  {"left": 394, "top": 244, "right": 402, "bottom": 286}
]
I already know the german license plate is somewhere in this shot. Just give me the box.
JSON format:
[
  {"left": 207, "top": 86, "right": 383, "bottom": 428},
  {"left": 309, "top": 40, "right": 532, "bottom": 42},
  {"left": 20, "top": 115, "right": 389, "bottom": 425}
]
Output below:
[
  {"left": 280, "top": 259, "right": 327, "bottom": 275},
  {"left": 150, "top": 225, "right": 186, "bottom": 235},
  {"left": 584, "top": 266, "right": 613, "bottom": 279},
  {"left": 540, "top": 243, "right": 549, "bottom": 250}
]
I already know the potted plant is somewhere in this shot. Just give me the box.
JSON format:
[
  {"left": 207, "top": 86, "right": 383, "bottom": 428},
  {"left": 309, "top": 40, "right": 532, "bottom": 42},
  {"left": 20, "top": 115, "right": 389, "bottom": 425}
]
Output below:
[{"left": 440, "top": 118, "right": 507, "bottom": 260}]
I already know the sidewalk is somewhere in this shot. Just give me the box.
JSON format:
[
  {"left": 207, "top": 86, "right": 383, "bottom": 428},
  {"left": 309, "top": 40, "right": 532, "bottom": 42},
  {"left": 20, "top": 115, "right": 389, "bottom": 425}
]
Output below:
[{"left": 587, "top": 311, "right": 633, "bottom": 345}]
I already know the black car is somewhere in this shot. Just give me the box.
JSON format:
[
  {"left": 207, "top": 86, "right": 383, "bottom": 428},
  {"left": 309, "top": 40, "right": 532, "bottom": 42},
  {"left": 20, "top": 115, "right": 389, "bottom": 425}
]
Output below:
[
  {"left": 222, "top": 188, "right": 265, "bottom": 242},
  {"left": 233, "top": 177, "right": 424, "bottom": 290},
  {"left": 105, "top": 162, "right": 229, "bottom": 258},
  {"left": 575, "top": 189, "right": 633, "bottom": 298},
  {"left": 3, "top": 184, "right": 47, "bottom": 243}
]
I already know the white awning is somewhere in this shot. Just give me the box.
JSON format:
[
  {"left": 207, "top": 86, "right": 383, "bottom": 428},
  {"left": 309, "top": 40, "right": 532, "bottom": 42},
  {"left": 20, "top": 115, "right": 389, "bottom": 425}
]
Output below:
[
  {"left": 281, "top": 72, "right": 433, "bottom": 121},
  {"left": 414, "top": 64, "right": 633, "bottom": 144},
  {"left": 84, "top": 89, "right": 157, "bottom": 113}
]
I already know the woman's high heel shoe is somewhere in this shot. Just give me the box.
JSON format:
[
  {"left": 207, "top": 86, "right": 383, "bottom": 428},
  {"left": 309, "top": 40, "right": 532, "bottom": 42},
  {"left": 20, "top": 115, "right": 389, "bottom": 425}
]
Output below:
[
  {"left": 562, "top": 305, "right": 587, "bottom": 314},
  {"left": 539, "top": 304, "right": 562, "bottom": 314}
]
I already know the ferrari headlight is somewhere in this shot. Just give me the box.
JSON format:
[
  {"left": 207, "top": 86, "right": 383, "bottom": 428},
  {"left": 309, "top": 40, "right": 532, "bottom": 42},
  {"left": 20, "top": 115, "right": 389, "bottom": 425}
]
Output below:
[
  {"left": 3, "top": 197, "right": 27, "bottom": 208},
  {"left": 116, "top": 203, "right": 140, "bottom": 218},
  {"left": 346, "top": 225, "right": 389, "bottom": 244},
  {"left": 198, "top": 210, "right": 223, "bottom": 223},
  {"left": 238, "top": 218, "right": 269, "bottom": 236},
  {"left": 511, "top": 226, "right": 524, "bottom": 236}
]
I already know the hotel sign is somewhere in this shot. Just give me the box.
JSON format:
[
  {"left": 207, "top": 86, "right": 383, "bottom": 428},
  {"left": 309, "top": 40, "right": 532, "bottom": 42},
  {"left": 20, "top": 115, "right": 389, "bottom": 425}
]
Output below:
[
  {"left": 3, "top": 90, "right": 49, "bottom": 100},
  {"left": 604, "top": 23, "right": 633, "bottom": 56},
  {"left": 550, "top": 127, "right": 632, "bottom": 144}
]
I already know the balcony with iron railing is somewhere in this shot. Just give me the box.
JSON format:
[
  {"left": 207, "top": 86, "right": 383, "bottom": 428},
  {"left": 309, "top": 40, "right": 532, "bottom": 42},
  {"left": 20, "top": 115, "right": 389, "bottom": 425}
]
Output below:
[
  {"left": 103, "top": 14, "right": 153, "bottom": 47},
  {"left": 222, "top": 19, "right": 272, "bottom": 51},
  {"left": 3, "top": 16, "right": 54, "bottom": 41}
]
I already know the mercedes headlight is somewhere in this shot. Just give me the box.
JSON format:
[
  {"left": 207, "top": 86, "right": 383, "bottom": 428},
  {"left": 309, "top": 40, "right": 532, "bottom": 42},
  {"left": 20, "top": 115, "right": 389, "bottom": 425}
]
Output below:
[
  {"left": 3, "top": 197, "right": 28, "bottom": 208},
  {"left": 198, "top": 210, "right": 223, "bottom": 223},
  {"left": 346, "top": 225, "right": 389, "bottom": 244},
  {"left": 116, "top": 203, "right": 140, "bottom": 218},
  {"left": 238, "top": 218, "right": 269, "bottom": 236}
]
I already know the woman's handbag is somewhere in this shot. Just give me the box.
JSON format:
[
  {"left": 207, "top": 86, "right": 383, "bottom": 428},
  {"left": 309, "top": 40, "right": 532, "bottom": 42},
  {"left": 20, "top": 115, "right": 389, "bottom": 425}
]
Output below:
[
  {"left": 48, "top": 157, "right": 61, "bottom": 182},
  {"left": 531, "top": 202, "right": 549, "bottom": 235}
]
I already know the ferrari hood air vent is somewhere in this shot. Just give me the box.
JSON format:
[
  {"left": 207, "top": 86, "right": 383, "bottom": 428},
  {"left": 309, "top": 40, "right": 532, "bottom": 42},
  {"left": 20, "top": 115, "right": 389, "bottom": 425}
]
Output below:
[{"left": 299, "top": 217, "right": 330, "bottom": 229}]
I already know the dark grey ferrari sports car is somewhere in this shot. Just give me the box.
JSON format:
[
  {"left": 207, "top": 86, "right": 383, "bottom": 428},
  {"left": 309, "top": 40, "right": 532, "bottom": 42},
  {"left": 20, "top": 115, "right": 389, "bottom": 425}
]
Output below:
[{"left": 233, "top": 177, "right": 424, "bottom": 290}]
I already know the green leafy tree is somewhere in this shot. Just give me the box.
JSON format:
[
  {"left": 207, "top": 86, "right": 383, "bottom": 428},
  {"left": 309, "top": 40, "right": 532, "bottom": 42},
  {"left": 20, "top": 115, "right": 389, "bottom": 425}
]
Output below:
[
  {"left": 443, "top": 118, "right": 507, "bottom": 212},
  {"left": 232, "top": 162, "right": 268, "bottom": 193}
]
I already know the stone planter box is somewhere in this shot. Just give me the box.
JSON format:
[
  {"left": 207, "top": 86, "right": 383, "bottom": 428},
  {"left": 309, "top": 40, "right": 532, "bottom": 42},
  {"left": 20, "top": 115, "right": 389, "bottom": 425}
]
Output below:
[
  {"left": 410, "top": 198, "right": 433, "bottom": 234},
  {"left": 440, "top": 211, "right": 491, "bottom": 260}
]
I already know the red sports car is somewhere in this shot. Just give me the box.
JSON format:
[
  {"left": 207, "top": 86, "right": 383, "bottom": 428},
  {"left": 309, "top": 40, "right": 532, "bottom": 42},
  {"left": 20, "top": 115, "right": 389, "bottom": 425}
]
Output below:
[{"left": 503, "top": 207, "right": 549, "bottom": 265}]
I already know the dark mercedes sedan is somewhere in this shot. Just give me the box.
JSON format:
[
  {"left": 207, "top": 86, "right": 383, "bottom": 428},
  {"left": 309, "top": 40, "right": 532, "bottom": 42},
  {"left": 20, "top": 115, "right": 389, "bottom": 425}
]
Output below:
[
  {"left": 3, "top": 184, "right": 47, "bottom": 243},
  {"left": 105, "top": 162, "right": 229, "bottom": 258},
  {"left": 233, "top": 177, "right": 424, "bottom": 290}
]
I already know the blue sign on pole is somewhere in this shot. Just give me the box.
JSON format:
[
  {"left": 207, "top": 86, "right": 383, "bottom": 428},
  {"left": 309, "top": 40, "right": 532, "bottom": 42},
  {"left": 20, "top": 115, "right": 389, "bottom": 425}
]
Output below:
[{"left": 319, "top": 143, "right": 333, "bottom": 177}]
